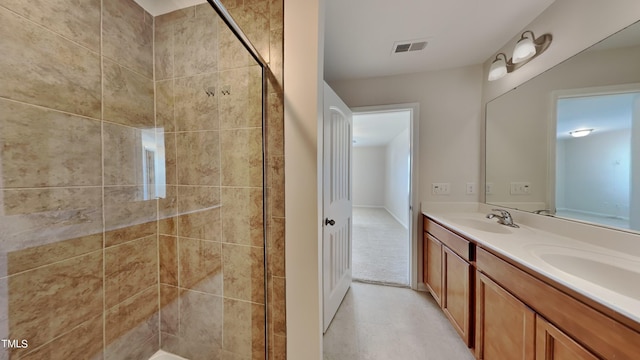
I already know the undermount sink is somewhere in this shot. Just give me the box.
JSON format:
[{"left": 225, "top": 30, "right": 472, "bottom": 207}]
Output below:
[
  {"left": 451, "top": 218, "right": 513, "bottom": 234},
  {"left": 528, "top": 245, "right": 640, "bottom": 299}
]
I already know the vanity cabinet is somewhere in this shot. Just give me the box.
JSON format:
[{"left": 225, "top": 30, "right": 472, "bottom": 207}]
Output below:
[
  {"left": 443, "top": 246, "right": 473, "bottom": 345},
  {"left": 424, "top": 233, "right": 443, "bottom": 305},
  {"left": 422, "top": 214, "right": 640, "bottom": 360},
  {"left": 535, "top": 316, "right": 599, "bottom": 360},
  {"left": 475, "top": 272, "right": 535, "bottom": 360},
  {"left": 475, "top": 246, "right": 640, "bottom": 360},
  {"left": 423, "top": 218, "right": 473, "bottom": 346},
  {"left": 475, "top": 270, "right": 597, "bottom": 360}
]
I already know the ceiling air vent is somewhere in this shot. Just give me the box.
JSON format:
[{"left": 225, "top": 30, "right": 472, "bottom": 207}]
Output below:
[
  {"left": 392, "top": 39, "right": 428, "bottom": 54},
  {"left": 394, "top": 43, "right": 411, "bottom": 53}
]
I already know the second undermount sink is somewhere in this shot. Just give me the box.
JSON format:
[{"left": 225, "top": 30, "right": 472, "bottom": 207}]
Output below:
[
  {"left": 528, "top": 245, "right": 640, "bottom": 299},
  {"left": 451, "top": 218, "right": 513, "bottom": 234}
]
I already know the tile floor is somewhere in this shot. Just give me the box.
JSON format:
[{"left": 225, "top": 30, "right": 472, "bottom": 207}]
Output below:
[
  {"left": 323, "top": 282, "right": 475, "bottom": 360},
  {"left": 352, "top": 207, "right": 409, "bottom": 285}
]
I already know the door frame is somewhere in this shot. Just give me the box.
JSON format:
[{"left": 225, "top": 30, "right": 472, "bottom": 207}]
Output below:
[{"left": 351, "top": 103, "right": 420, "bottom": 289}]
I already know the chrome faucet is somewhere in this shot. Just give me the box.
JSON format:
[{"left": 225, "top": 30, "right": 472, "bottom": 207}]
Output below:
[{"left": 486, "top": 209, "right": 519, "bottom": 228}]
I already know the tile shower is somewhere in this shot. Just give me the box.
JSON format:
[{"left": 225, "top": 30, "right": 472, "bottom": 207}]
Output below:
[{"left": 0, "top": 0, "right": 285, "bottom": 359}]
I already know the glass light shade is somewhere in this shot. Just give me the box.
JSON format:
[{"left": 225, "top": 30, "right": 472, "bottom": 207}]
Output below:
[
  {"left": 488, "top": 57, "right": 507, "bottom": 81},
  {"left": 569, "top": 129, "right": 594, "bottom": 138},
  {"left": 512, "top": 36, "right": 536, "bottom": 63}
]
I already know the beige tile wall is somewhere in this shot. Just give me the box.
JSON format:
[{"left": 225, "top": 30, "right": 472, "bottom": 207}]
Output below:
[
  {"left": 222, "top": 0, "right": 286, "bottom": 357},
  {"left": 0, "top": 0, "right": 159, "bottom": 358},
  {"left": 223, "top": 0, "right": 286, "bottom": 357},
  {"left": 0, "top": 0, "right": 285, "bottom": 358},
  {"left": 155, "top": 2, "right": 275, "bottom": 359}
]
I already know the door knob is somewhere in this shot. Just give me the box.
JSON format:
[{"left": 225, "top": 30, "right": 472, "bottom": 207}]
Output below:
[{"left": 325, "top": 218, "right": 336, "bottom": 226}]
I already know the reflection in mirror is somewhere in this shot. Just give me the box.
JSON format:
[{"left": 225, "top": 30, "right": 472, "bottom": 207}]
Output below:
[
  {"left": 140, "top": 128, "right": 166, "bottom": 201},
  {"left": 555, "top": 92, "right": 639, "bottom": 230},
  {"left": 486, "top": 20, "right": 640, "bottom": 233}
]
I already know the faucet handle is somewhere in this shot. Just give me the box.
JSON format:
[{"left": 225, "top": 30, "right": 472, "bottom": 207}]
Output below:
[{"left": 491, "top": 208, "right": 510, "bottom": 217}]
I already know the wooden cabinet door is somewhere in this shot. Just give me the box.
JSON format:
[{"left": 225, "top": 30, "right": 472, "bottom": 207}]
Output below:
[
  {"left": 475, "top": 272, "right": 535, "bottom": 360},
  {"left": 424, "top": 233, "right": 442, "bottom": 306},
  {"left": 536, "top": 316, "right": 599, "bottom": 360},
  {"left": 443, "top": 246, "right": 472, "bottom": 346}
]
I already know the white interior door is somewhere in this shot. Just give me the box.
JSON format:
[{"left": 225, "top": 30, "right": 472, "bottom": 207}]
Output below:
[{"left": 323, "top": 82, "right": 353, "bottom": 332}]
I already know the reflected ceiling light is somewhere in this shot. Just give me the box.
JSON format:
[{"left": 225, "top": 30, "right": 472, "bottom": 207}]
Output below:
[
  {"left": 488, "top": 30, "right": 553, "bottom": 81},
  {"left": 569, "top": 129, "right": 594, "bottom": 138}
]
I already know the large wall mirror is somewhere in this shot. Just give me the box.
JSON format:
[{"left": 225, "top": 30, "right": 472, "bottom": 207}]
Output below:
[{"left": 486, "top": 20, "right": 640, "bottom": 233}]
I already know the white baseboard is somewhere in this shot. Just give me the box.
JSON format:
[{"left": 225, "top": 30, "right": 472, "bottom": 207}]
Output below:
[{"left": 384, "top": 207, "right": 409, "bottom": 229}]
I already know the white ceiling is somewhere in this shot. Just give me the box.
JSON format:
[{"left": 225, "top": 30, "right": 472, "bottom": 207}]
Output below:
[
  {"left": 556, "top": 93, "right": 637, "bottom": 140},
  {"left": 324, "top": 0, "right": 557, "bottom": 82},
  {"left": 353, "top": 111, "right": 411, "bottom": 147}
]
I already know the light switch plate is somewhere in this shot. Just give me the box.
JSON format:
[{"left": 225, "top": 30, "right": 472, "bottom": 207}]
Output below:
[
  {"left": 432, "top": 183, "right": 450, "bottom": 195},
  {"left": 466, "top": 182, "right": 476, "bottom": 195},
  {"left": 485, "top": 183, "right": 493, "bottom": 194},
  {"left": 510, "top": 182, "right": 531, "bottom": 195}
]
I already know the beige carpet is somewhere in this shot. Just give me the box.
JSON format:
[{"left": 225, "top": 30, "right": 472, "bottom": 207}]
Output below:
[{"left": 352, "top": 207, "right": 409, "bottom": 286}]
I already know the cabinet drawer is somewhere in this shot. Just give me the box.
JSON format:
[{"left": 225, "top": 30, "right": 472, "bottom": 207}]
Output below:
[{"left": 424, "top": 217, "right": 471, "bottom": 261}]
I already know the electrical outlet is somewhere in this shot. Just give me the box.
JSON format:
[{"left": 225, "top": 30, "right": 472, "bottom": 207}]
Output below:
[
  {"left": 466, "top": 182, "right": 476, "bottom": 195},
  {"left": 432, "top": 183, "right": 450, "bottom": 195},
  {"left": 510, "top": 182, "right": 531, "bottom": 195},
  {"left": 485, "top": 183, "right": 493, "bottom": 195}
]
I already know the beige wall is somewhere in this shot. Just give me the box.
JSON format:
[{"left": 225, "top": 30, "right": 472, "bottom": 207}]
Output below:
[
  {"left": 353, "top": 146, "right": 386, "bottom": 207},
  {"left": 330, "top": 65, "right": 484, "bottom": 206},
  {"left": 284, "top": 0, "right": 325, "bottom": 359}
]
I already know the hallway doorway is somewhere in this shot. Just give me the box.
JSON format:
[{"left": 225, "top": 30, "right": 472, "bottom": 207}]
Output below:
[
  {"left": 352, "top": 207, "right": 409, "bottom": 284},
  {"left": 351, "top": 107, "right": 415, "bottom": 286}
]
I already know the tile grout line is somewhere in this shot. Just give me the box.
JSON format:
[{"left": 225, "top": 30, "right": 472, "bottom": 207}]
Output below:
[
  {"left": 0, "top": 4, "right": 153, "bottom": 82},
  {"left": 15, "top": 313, "right": 104, "bottom": 358},
  {"left": 2, "top": 247, "right": 104, "bottom": 279},
  {"left": 0, "top": 96, "right": 102, "bottom": 123},
  {"left": 0, "top": 4, "right": 100, "bottom": 56},
  {"left": 99, "top": 0, "right": 106, "bottom": 358},
  {"left": 104, "top": 284, "right": 159, "bottom": 313}
]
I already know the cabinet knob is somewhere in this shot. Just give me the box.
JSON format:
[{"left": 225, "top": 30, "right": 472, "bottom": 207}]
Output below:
[{"left": 325, "top": 218, "right": 336, "bottom": 226}]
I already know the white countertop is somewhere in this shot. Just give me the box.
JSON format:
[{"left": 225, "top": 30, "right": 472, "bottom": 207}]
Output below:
[{"left": 421, "top": 202, "right": 640, "bottom": 325}]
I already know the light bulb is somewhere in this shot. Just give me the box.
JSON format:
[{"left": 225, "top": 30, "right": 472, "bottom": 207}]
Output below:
[
  {"left": 513, "top": 36, "right": 536, "bottom": 64},
  {"left": 488, "top": 56, "right": 507, "bottom": 81}
]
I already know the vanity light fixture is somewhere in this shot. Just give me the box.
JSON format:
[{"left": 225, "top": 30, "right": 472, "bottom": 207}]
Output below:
[
  {"left": 488, "top": 30, "right": 553, "bottom": 81},
  {"left": 512, "top": 31, "right": 537, "bottom": 63},
  {"left": 488, "top": 53, "right": 508, "bottom": 81},
  {"left": 569, "top": 129, "right": 594, "bottom": 138}
]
